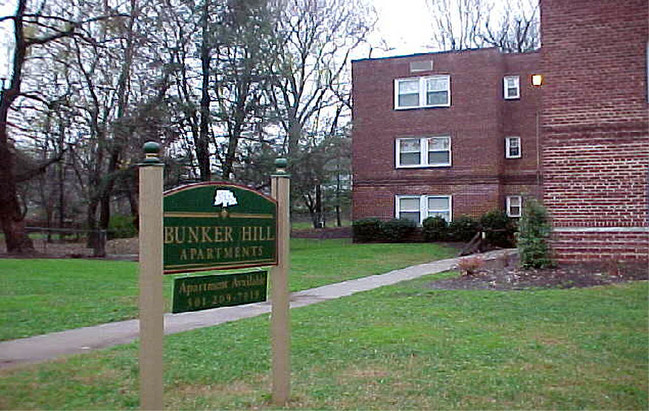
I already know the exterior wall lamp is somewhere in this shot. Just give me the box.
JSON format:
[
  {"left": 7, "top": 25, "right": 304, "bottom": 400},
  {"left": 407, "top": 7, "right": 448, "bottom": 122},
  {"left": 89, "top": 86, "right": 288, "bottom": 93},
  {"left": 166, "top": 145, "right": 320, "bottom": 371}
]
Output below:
[{"left": 532, "top": 74, "right": 543, "bottom": 87}]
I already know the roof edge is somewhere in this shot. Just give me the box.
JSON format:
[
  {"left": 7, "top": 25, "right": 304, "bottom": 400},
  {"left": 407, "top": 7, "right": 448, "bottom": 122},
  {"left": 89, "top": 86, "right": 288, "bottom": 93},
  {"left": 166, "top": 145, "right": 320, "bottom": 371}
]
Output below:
[{"left": 352, "top": 47, "right": 540, "bottom": 63}]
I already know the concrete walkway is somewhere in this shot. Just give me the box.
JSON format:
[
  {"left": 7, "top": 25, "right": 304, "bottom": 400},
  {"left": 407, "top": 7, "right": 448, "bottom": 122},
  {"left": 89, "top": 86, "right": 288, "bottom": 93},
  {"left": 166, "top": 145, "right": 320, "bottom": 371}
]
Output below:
[{"left": 0, "top": 249, "right": 513, "bottom": 369}]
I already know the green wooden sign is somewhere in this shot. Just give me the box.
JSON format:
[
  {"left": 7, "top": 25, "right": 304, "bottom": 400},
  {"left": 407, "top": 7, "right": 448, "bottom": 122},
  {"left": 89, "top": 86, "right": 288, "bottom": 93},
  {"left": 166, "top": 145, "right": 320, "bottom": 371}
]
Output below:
[
  {"left": 172, "top": 270, "right": 268, "bottom": 313},
  {"left": 163, "top": 182, "right": 277, "bottom": 274}
]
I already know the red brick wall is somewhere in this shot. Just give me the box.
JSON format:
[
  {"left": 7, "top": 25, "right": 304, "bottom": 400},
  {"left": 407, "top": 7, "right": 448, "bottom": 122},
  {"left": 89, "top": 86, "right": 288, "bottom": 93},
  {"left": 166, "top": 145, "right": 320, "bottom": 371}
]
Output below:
[
  {"left": 352, "top": 49, "right": 541, "bottom": 221},
  {"left": 541, "top": 0, "right": 649, "bottom": 261},
  {"left": 552, "top": 230, "right": 649, "bottom": 263}
]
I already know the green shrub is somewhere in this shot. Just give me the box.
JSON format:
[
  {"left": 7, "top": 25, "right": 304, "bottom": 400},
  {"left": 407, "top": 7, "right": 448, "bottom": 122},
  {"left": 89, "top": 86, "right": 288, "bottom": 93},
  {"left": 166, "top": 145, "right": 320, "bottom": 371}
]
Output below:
[
  {"left": 516, "top": 198, "right": 554, "bottom": 268},
  {"left": 448, "top": 215, "right": 479, "bottom": 242},
  {"left": 382, "top": 218, "right": 417, "bottom": 242},
  {"left": 108, "top": 214, "right": 138, "bottom": 239},
  {"left": 480, "top": 209, "right": 517, "bottom": 248},
  {"left": 422, "top": 216, "right": 448, "bottom": 241},
  {"left": 352, "top": 218, "right": 384, "bottom": 242}
]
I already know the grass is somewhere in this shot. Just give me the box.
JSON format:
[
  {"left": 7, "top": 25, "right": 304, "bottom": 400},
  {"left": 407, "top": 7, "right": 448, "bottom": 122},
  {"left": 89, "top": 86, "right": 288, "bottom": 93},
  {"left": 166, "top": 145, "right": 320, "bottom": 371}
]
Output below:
[
  {"left": 0, "top": 275, "right": 646, "bottom": 409},
  {"left": 0, "top": 239, "right": 455, "bottom": 341}
]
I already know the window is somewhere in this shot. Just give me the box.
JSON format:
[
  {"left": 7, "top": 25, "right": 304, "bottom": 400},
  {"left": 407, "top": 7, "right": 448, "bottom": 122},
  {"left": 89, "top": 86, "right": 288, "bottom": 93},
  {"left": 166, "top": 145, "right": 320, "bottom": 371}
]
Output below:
[
  {"left": 507, "top": 196, "right": 522, "bottom": 217},
  {"left": 396, "top": 195, "right": 452, "bottom": 224},
  {"left": 505, "top": 136, "right": 521, "bottom": 158},
  {"left": 396, "top": 136, "right": 451, "bottom": 168},
  {"left": 395, "top": 75, "right": 450, "bottom": 109},
  {"left": 427, "top": 196, "right": 452, "bottom": 222},
  {"left": 503, "top": 76, "right": 520, "bottom": 99},
  {"left": 396, "top": 196, "right": 421, "bottom": 224}
]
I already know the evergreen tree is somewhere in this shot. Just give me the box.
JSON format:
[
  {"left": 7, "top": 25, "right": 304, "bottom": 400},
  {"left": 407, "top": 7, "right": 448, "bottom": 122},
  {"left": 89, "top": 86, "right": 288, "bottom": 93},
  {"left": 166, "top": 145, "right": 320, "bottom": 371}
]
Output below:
[{"left": 517, "top": 198, "right": 554, "bottom": 268}]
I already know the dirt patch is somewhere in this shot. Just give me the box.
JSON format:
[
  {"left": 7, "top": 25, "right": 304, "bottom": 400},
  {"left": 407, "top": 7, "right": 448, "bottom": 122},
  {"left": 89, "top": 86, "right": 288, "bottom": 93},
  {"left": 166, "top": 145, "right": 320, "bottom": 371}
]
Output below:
[
  {"left": 291, "top": 226, "right": 352, "bottom": 239},
  {"left": 0, "top": 237, "right": 138, "bottom": 259},
  {"left": 430, "top": 258, "right": 648, "bottom": 291},
  {"left": 0, "top": 238, "right": 95, "bottom": 259}
]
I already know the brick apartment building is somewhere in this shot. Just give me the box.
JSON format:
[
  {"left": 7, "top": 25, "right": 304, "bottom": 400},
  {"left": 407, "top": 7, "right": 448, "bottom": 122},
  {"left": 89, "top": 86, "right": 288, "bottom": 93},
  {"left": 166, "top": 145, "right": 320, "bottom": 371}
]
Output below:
[
  {"left": 352, "top": 48, "right": 542, "bottom": 224},
  {"left": 351, "top": 0, "right": 648, "bottom": 261}
]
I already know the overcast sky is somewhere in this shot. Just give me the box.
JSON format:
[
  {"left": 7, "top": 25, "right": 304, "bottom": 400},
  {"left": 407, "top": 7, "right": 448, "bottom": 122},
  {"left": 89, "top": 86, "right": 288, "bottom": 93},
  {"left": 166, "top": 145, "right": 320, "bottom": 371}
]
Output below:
[
  {"left": 367, "top": 0, "right": 434, "bottom": 58},
  {"left": 0, "top": 0, "right": 433, "bottom": 79}
]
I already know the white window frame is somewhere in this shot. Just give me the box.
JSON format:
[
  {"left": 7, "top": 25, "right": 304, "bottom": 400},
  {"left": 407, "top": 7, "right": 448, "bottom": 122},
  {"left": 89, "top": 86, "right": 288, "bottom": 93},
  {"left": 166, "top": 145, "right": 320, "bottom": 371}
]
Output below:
[
  {"left": 395, "top": 136, "right": 452, "bottom": 168},
  {"left": 395, "top": 195, "right": 422, "bottom": 224},
  {"left": 395, "top": 195, "right": 453, "bottom": 225},
  {"left": 505, "top": 136, "right": 522, "bottom": 159},
  {"left": 394, "top": 75, "right": 451, "bottom": 109},
  {"left": 503, "top": 75, "right": 520, "bottom": 100},
  {"left": 506, "top": 195, "right": 522, "bottom": 218}
]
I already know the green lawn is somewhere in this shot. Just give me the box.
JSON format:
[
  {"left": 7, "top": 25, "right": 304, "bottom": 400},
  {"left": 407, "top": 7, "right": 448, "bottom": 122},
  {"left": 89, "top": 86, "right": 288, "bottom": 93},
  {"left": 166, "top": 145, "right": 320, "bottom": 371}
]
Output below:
[
  {"left": 0, "top": 239, "right": 456, "bottom": 341},
  {"left": 1, "top": 275, "right": 646, "bottom": 409}
]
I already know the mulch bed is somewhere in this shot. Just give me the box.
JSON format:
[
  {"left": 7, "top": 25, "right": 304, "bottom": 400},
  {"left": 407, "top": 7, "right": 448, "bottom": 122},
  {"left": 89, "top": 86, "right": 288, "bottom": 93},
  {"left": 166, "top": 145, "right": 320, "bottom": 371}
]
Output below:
[{"left": 429, "top": 259, "right": 648, "bottom": 291}]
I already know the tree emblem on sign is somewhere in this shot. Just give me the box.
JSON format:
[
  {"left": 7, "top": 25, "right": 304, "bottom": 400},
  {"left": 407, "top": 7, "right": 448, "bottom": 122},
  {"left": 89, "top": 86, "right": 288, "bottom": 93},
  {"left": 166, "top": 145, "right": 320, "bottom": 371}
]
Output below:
[{"left": 213, "top": 189, "right": 238, "bottom": 208}]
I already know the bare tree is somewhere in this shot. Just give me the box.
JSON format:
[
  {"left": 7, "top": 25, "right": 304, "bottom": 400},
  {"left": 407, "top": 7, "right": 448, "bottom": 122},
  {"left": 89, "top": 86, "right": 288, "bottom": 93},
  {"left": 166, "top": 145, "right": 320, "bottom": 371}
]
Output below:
[
  {"left": 427, "top": 0, "right": 488, "bottom": 51},
  {"left": 426, "top": 0, "right": 539, "bottom": 53},
  {"left": 0, "top": 0, "right": 127, "bottom": 253},
  {"left": 483, "top": 0, "right": 539, "bottom": 53},
  {"left": 266, "top": 0, "right": 374, "bottom": 157},
  {"left": 215, "top": 0, "right": 275, "bottom": 181},
  {"left": 264, "top": 0, "right": 374, "bottom": 226}
]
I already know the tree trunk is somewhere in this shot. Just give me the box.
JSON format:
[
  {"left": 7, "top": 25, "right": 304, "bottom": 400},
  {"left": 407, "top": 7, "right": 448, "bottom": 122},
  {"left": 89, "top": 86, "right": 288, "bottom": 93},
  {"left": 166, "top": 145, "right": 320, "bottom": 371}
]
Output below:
[
  {"left": 0, "top": 0, "right": 34, "bottom": 253},
  {"left": 86, "top": 199, "right": 100, "bottom": 250},
  {"left": 315, "top": 183, "right": 323, "bottom": 228},
  {"left": 0, "top": 110, "right": 33, "bottom": 254},
  {"left": 197, "top": 0, "right": 212, "bottom": 181},
  {"left": 127, "top": 183, "right": 139, "bottom": 233}
]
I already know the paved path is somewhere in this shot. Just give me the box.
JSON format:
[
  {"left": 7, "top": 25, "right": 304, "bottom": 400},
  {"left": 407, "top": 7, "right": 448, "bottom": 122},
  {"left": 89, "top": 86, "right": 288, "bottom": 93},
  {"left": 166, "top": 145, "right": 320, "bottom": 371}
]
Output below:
[{"left": 0, "top": 249, "right": 513, "bottom": 369}]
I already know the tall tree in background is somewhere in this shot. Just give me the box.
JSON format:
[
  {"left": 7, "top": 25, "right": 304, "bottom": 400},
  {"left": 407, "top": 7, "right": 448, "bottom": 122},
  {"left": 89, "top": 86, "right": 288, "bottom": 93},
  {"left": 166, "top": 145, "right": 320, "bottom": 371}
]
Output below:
[
  {"left": 427, "top": 0, "right": 487, "bottom": 51},
  {"left": 0, "top": 0, "right": 126, "bottom": 253},
  {"left": 1, "top": 0, "right": 374, "bottom": 244},
  {"left": 482, "top": 0, "right": 539, "bottom": 53},
  {"left": 426, "top": 0, "right": 539, "bottom": 53},
  {"left": 266, "top": 0, "right": 374, "bottom": 157},
  {"left": 265, "top": 0, "right": 374, "bottom": 225},
  {"left": 216, "top": 0, "right": 275, "bottom": 181}
]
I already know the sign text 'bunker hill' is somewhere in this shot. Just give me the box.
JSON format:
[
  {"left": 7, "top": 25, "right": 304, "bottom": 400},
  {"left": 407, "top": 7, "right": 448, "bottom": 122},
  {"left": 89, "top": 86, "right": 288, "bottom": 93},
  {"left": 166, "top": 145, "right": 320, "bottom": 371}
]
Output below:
[
  {"left": 163, "top": 182, "right": 278, "bottom": 274},
  {"left": 165, "top": 225, "right": 275, "bottom": 262}
]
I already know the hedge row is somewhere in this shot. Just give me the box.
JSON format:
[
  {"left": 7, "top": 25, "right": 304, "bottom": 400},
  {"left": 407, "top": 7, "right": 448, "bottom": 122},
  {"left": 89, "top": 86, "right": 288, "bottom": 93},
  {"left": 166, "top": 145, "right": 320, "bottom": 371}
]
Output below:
[
  {"left": 352, "top": 218, "right": 417, "bottom": 243},
  {"left": 353, "top": 210, "right": 517, "bottom": 247}
]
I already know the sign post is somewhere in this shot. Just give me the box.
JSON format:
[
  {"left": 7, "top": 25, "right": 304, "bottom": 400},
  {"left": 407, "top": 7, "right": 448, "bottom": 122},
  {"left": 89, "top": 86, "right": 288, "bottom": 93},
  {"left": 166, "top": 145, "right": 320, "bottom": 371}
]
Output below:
[
  {"left": 137, "top": 143, "right": 287, "bottom": 408},
  {"left": 270, "top": 158, "right": 291, "bottom": 406},
  {"left": 138, "top": 142, "right": 164, "bottom": 410}
]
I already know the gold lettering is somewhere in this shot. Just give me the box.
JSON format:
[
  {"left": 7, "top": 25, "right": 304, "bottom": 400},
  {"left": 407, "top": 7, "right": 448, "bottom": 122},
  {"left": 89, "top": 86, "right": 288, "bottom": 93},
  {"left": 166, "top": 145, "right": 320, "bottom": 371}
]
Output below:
[
  {"left": 206, "top": 248, "right": 214, "bottom": 260},
  {"left": 241, "top": 226, "right": 252, "bottom": 241},
  {"left": 201, "top": 226, "right": 213, "bottom": 243},
  {"left": 225, "top": 227, "right": 233, "bottom": 242},
  {"left": 188, "top": 227, "right": 200, "bottom": 244},
  {"left": 223, "top": 248, "right": 233, "bottom": 258},
  {"left": 180, "top": 249, "right": 188, "bottom": 260},
  {"left": 164, "top": 227, "right": 175, "bottom": 244},
  {"left": 214, "top": 227, "right": 224, "bottom": 242},
  {"left": 265, "top": 226, "right": 275, "bottom": 241},
  {"left": 174, "top": 226, "right": 185, "bottom": 244}
]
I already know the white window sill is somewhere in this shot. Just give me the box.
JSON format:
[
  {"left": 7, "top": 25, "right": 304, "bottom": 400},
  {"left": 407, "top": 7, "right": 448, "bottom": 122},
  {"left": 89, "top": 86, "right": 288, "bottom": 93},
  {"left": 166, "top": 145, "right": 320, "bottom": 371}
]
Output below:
[
  {"left": 394, "top": 104, "right": 451, "bottom": 110},
  {"left": 396, "top": 164, "right": 452, "bottom": 169}
]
